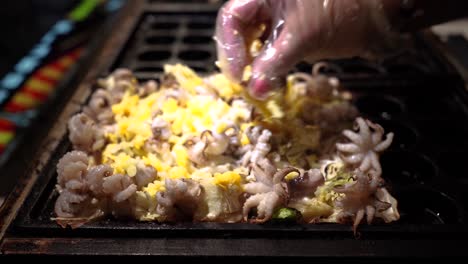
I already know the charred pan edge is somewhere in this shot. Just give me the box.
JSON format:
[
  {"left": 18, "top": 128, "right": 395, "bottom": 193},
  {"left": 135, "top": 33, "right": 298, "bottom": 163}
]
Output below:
[{"left": 2, "top": 237, "right": 467, "bottom": 257}]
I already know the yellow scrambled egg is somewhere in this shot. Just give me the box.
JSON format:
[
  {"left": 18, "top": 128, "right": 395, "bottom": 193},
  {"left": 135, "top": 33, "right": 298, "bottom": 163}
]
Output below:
[{"left": 99, "top": 64, "right": 325, "bottom": 221}]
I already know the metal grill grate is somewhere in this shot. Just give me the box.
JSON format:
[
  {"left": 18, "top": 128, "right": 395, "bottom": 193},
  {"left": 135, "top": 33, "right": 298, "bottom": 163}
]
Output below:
[{"left": 115, "top": 13, "right": 218, "bottom": 79}]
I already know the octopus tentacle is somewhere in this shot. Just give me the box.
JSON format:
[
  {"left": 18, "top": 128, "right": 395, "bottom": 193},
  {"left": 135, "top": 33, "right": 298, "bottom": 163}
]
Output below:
[
  {"left": 244, "top": 182, "right": 272, "bottom": 194},
  {"left": 374, "top": 133, "right": 394, "bottom": 152},
  {"left": 341, "top": 153, "right": 364, "bottom": 164},
  {"left": 188, "top": 140, "right": 208, "bottom": 165},
  {"left": 86, "top": 164, "right": 113, "bottom": 196},
  {"left": 336, "top": 143, "right": 360, "bottom": 153},
  {"left": 258, "top": 158, "right": 277, "bottom": 177},
  {"left": 343, "top": 130, "right": 363, "bottom": 145},
  {"left": 135, "top": 166, "right": 157, "bottom": 189},
  {"left": 366, "top": 205, "right": 376, "bottom": 224},
  {"left": 243, "top": 194, "right": 264, "bottom": 221},
  {"left": 370, "top": 125, "right": 384, "bottom": 146},
  {"left": 102, "top": 174, "right": 137, "bottom": 202},
  {"left": 369, "top": 153, "right": 383, "bottom": 175},
  {"left": 253, "top": 192, "right": 280, "bottom": 223},
  {"left": 252, "top": 164, "right": 273, "bottom": 186},
  {"left": 156, "top": 192, "right": 172, "bottom": 208},
  {"left": 356, "top": 118, "right": 370, "bottom": 141},
  {"left": 54, "top": 190, "right": 89, "bottom": 218},
  {"left": 312, "top": 62, "right": 343, "bottom": 76},
  {"left": 115, "top": 184, "right": 138, "bottom": 203},
  {"left": 373, "top": 199, "right": 392, "bottom": 212},
  {"left": 256, "top": 195, "right": 268, "bottom": 221},
  {"left": 353, "top": 209, "right": 365, "bottom": 234},
  {"left": 273, "top": 167, "right": 299, "bottom": 184},
  {"left": 359, "top": 156, "right": 372, "bottom": 172}
]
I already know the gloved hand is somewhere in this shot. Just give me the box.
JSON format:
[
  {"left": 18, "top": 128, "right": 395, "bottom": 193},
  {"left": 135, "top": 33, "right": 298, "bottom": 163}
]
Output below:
[{"left": 215, "top": 0, "right": 399, "bottom": 99}]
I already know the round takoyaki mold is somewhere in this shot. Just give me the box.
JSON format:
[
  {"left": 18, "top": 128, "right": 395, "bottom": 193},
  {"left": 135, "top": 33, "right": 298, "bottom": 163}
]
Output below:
[
  {"left": 118, "top": 14, "right": 447, "bottom": 79},
  {"left": 351, "top": 89, "right": 468, "bottom": 224},
  {"left": 113, "top": 14, "right": 217, "bottom": 80}
]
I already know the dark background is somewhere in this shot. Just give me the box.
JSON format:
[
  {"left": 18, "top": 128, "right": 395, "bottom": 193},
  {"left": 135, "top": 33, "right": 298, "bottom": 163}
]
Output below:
[{"left": 0, "top": 0, "right": 80, "bottom": 77}]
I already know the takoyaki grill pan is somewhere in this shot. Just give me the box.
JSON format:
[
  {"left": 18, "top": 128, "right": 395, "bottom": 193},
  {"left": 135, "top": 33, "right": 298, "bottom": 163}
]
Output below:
[{"left": 2, "top": 0, "right": 468, "bottom": 260}]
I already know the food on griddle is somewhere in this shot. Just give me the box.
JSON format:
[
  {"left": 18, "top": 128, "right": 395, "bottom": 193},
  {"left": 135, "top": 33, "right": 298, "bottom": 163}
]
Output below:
[{"left": 53, "top": 64, "right": 399, "bottom": 233}]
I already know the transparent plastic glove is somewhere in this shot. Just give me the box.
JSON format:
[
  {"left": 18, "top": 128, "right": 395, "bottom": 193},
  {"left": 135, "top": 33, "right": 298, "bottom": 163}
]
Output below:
[{"left": 215, "top": 0, "right": 397, "bottom": 99}]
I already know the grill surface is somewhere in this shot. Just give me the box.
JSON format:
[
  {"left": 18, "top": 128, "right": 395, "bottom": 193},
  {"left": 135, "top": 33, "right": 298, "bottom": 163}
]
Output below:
[
  {"left": 2, "top": 0, "right": 468, "bottom": 258},
  {"left": 116, "top": 13, "right": 218, "bottom": 78}
]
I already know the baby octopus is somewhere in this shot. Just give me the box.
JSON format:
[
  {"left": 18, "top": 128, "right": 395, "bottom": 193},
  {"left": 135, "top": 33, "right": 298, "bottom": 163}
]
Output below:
[
  {"left": 82, "top": 89, "right": 114, "bottom": 125},
  {"left": 156, "top": 178, "right": 203, "bottom": 221},
  {"left": 240, "top": 126, "right": 272, "bottom": 166},
  {"left": 243, "top": 158, "right": 299, "bottom": 223},
  {"left": 102, "top": 174, "right": 137, "bottom": 203},
  {"left": 151, "top": 117, "right": 171, "bottom": 141},
  {"left": 56, "top": 150, "right": 89, "bottom": 192},
  {"left": 187, "top": 128, "right": 239, "bottom": 165},
  {"left": 86, "top": 164, "right": 114, "bottom": 197},
  {"left": 68, "top": 113, "right": 106, "bottom": 154},
  {"left": 287, "top": 168, "right": 325, "bottom": 199},
  {"left": 334, "top": 170, "right": 391, "bottom": 234},
  {"left": 54, "top": 189, "right": 90, "bottom": 218},
  {"left": 107, "top": 68, "right": 137, "bottom": 98},
  {"left": 336, "top": 118, "right": 394, "bottom": 175},
  {"left": 138, "top": 80, "right": 158, "bottom": 98},
  {"left": 55, "top": 151, "right": 108, "bottom": 225}
]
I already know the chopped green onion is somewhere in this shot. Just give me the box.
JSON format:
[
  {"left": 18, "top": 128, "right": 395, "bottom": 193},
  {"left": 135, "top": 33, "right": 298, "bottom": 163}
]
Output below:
[{"left": 272, "top": 208, "right": 300, "bottom": 222}]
